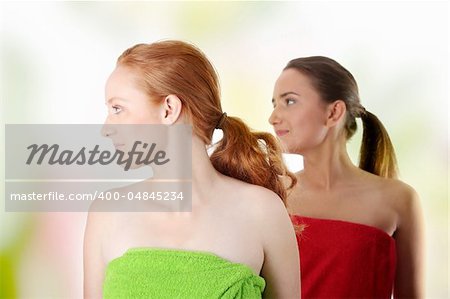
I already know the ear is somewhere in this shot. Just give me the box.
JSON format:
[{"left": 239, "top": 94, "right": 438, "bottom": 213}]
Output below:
[
  {"left": 161, "top": 94, "right": 182, "bottom": 125},
  {"left": 326, "top": 100, "right": 346, "bottom": 127}
]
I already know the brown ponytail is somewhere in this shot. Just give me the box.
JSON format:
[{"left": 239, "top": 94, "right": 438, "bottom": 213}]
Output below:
[
  {"left": 117, "top": 40, "right": 295, "bottom": 202},
  {"left": 285, "top": 56, "right": 398, "bottom": 178},
  {"left": 210, "top": 115, "right": 296, "bottom": 202},
  {"left": 359, "top": 110, "right": 398, "bottom": 178}
]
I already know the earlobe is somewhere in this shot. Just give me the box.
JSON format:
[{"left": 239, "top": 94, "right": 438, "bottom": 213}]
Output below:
[
  {"left": 326, "top": 100, "right": 346, "bottom": 127},
  {"left": 162, "top": 95, "right": 182, "bottom": 125}
]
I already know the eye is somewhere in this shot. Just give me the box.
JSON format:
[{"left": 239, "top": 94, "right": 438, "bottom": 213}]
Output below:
[
  {"left": 286, "top": 98, "right": 296, "bottom": 105},
  {"left": 111, "top": 105, "right": 122, "bottom": 114}
]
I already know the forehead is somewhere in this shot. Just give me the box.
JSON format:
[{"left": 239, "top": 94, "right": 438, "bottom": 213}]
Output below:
[
  {"left": 105, "top": 66, "right": 145, "bottom": 99},
  {"left": 274, "top": 68, "right": 315, "bottom": 94},
  {"left": 106, "top": 66, "right": 139, "bottom": 88}
]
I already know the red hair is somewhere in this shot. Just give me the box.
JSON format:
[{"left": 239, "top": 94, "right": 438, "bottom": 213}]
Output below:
[{"left": 117, "top": 40, "right": 295, "bottom": 201}]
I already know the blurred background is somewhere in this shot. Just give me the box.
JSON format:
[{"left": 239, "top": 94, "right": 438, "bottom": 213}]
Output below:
[{"left": 0, "top": 1, "right": 448, "bottom": 298}]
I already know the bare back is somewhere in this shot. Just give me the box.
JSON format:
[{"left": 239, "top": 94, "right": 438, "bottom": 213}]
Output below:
[
  {"left": 99, "top": 176, "right": 267, "bottom": 274},
  {"left": 85, "top": 173, "right": 300, "bottom": 298}
]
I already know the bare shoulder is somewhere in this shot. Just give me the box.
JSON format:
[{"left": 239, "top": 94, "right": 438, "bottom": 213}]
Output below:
[
  {"left": 359, "top": 170, "right": 417, "bottom": 200},
  {"left": 236, "top": 178, "right": 285, "bottom": 205},
  {"left": 85, "top": 191, "right": 124, "bottom": 242},
  {"left": 386, "top": 179, "right": 422, "bottom": 228},
  {"left": 85, "top": 200, "right": 113, "bottom": 245},
  {"left": 366, "top": 174, "right": 421, "bottom": 221},
  {"left": 376, "top": 177, "right": 419, "bottom": 205},
  {"left": 222, "top": 177, "right": 290, "bottom": 225}
]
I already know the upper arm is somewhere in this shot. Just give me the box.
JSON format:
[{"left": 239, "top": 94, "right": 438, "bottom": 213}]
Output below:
[
  {"left": 83, "top": 210, "right": 106, "bottom": 299},
  {"left": 393, "top": 184, "right": 425, "bottom": 298},
  {"left": 258, "top": 194, "right": 301, "bottom": 299}
]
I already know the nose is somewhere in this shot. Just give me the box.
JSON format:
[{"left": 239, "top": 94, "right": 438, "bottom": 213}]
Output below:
[
  {"left": 268, "top": 107, "right": 281, "bottom": 126},
  {"left": 101, "top": 116, "right": 116, "bottom": 138}
]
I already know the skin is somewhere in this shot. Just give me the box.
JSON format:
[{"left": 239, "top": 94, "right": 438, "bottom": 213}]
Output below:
[
  {"left": 269, "top": 68, "right": 425, "bottom": 298},
  {"left": 84, "top": 66, "right": 300, "bottom": 298}
]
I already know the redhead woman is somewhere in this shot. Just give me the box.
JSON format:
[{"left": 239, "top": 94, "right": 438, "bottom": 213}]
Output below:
[{"left": 83, "top": 40, "right": 300, "bottom": 298}]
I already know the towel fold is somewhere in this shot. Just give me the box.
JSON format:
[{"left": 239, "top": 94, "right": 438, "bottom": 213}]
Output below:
[{"left": 103, "top": 248, "right": 265, "bottom": 299}]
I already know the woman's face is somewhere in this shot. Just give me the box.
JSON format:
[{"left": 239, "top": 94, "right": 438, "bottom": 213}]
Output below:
[
  {"left": 102, "top": 65, "right": 163, "bottom": 153},
  {"left": 104, "top": 65, "right": 162, "bottom": 125},
  {"left": 269, "top": 68, "right": 330, "bottom": 154}
]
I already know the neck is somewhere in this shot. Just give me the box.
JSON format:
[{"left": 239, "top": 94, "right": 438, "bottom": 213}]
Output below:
[
  {"left": 150, "top": 129, "right": 220, "bottom": 212},
  {"left": 190, "top": 135, "right": 221, "bottom": 204},
  {"left": 300, "top": 135, "right": 357, "bottom": 190}
]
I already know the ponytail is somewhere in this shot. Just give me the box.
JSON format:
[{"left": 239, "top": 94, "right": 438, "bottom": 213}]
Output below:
[
  {"left": 283, "top": 57, "right": 399, "bottom": 180},
  {"left": 210, "top": 115, "right": 296, "bottom": 203},
  {"left": 117, "top": 40, "right": 296, "bottom": 201},
  {"left": 358, "top": 110, "right": 398, "bottom": 179}
]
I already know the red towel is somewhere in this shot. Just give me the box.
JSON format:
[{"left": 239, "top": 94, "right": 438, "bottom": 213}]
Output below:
[{"left": 291, "top": 215, "right": 396, "bottom": 299}]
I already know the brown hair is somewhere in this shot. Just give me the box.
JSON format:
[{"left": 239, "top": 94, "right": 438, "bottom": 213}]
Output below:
[
  {"left": 285, "top": 56, "right": 398, "bottom": 178},
  {"left": 117, "top": 40, "right": 295, "bottom": 201}
]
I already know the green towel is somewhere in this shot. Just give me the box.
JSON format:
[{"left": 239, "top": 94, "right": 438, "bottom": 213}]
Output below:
[{"left": 103, "top": 248, "right": 265, "bottom": 299}]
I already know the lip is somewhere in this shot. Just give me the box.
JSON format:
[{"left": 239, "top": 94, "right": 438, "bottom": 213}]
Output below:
[{"left": 275, "top": 130, "right": 289, "bottom": 137}]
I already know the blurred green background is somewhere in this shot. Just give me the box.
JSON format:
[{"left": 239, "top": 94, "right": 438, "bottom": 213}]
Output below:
[{"left": 0, "top": 1, "right": 448, "bottom": 298}]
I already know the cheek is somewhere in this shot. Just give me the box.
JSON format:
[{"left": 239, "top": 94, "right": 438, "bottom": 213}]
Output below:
[
  {"left": 299, "top": 118, "right": 327, "bottom": 141},
  {"left": 286, "top": 116, "right": 328, "bottom": 151},
  {"left": 292, "top": 110, "right": 325, "bottom": 132},
  {"left": 132, "top": 108, "right": 161, "bottom": 124}
]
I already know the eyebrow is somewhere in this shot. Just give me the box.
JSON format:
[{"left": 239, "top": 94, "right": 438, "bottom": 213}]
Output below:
[
  {"left": 105, "top": 97, "right": 129, "bottom": 105},
  {"left": 272, "top": 91, "right": 300, "bottom": 105},
  {"left": 280, "top": 91, "right": 300, "bottom": 98}
]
